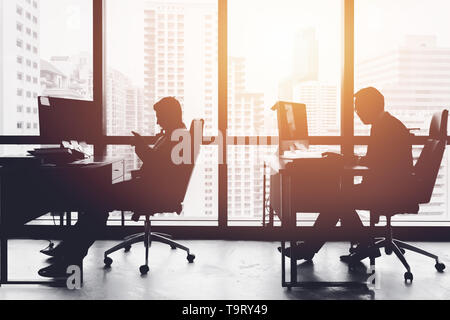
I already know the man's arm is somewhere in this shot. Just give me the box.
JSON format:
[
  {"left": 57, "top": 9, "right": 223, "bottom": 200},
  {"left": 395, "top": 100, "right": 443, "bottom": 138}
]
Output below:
[
  {"left": 135, "top": 142, "right": 155, "bottom": 162},
  {"left": 322, "top": 152, "right": 361, "bottom": 165}
]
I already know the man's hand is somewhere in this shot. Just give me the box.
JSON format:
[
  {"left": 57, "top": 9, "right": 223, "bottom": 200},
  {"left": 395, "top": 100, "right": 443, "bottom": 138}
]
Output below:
[
  {"left": 131, "top": 131, "right": 145, "bottom": 146},
  {"left": 322, "top": 152, "right": 361, "bottom": 165}
]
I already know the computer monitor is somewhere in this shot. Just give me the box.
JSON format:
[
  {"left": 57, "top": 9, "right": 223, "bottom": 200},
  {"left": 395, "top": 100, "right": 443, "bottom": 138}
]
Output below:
[
  {"left": 272, "top": 101, "right": 309, "bottom": 155},
  {"left": 38, "top": 96, "right": 98, "bottom": 141}
]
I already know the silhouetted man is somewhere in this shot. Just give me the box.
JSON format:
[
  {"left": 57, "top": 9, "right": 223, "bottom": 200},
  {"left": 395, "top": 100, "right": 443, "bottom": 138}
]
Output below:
[
  {"left": 280, "top": 87, "right": 414, "bottom": 261},
  {"left": 38, "top": 97, "right": 187, "bottom": 278}
]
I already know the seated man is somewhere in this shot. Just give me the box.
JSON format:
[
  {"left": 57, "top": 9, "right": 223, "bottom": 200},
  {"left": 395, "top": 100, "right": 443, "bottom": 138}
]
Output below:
[
  {"left": 38, "top": 97, "right": 187, "bottom": 278},
  {"left": 280, "top": 87, "right": 414, "bottom": 262}
]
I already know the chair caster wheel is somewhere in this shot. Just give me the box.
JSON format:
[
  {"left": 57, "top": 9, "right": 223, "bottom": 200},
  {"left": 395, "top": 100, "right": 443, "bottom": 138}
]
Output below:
[
  {"left": 171, "top": 245, "right": 177, "bottom": 250},
  {"left": 435, "top": 263, "right": 446, "bottom": 273},
  {"left": 49, "top": 242, "right": 55, "bottom": 249},
  {"left": 124, "top": 245, "right": 132, "bottom": 252},
  {"left": 140, "top": 265, "right": 149, "bottom": 275},
  {"left": 400, "top": 248, "right": 406, "bottom": 255},
  {"left": 404, "top": 272, "right": 413, "bottom": 282},
  {"left": 385, "top": 247, "right": 393, "bottom": 255},
  {"left": 104, "top": 257, "right": 113, "bottom": 268},
  {"left": 187, "top": 254, "right": 196, "bottom": 263}
]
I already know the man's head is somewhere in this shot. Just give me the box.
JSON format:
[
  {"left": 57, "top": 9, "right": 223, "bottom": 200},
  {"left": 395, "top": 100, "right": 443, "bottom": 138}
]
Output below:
[
  {"left": 354, "top": 87, "right": 385, "bottom": 124},
  {"left": 154, "top": 97, "right": 183, "bottom": 131}
]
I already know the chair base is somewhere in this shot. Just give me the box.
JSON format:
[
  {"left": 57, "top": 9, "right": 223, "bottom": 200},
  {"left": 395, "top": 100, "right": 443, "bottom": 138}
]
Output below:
[
  {"left": 352, "top": 236, "right": 445, "bottom": 282},
  {"left": 103, "top": 218, "right": 195, "bottom": 274},
  {"left": 104, "top": 232, "right": 193, "bottom": 257}
]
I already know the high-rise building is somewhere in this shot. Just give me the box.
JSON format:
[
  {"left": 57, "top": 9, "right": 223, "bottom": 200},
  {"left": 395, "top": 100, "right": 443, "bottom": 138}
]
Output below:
[
  {"left": 0, "top": 0, "right": 40, "bottom": 137},
  {"left": 228, "top": 57, "right": 265, "bottom": 136},
  {"left": 228, "top": 57, "right": 265, "bottom": 220},
  {"left": 293, "top": 81, "right": 339, "bottom": 136},
  {"left": 278, "top": 28, "right": 340, "bottom": 136},
  {"left": 356, "top": 35, "right": 450, "bottom": 220},
  {"left": 106, "top": 68, "right": 147, "bottom": 172}
]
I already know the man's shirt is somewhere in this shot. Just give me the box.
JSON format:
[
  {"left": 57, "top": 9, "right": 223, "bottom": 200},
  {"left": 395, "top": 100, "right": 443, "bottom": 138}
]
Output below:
[
  {"left": 360, "top": 111, "right": 414, "bottom": 194},
  {"left": 134, "top": 123, "right": 187, "bottom": 194}
]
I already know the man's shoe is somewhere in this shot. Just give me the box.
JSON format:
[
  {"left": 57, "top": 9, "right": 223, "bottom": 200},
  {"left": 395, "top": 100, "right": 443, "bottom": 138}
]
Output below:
[
  {"left": 38, "top": 263, "right": 70, "bottom": 279},
  {"left": 340, "top": 254, "right": 358, "bottom": 264},
  {"left": 340, "top": 246, "right": 381, "bottom": 263},
  {"left": 40, "top": 244, "right": 65, "bottom": 258},
  {"left": 278, "top": 243, "right": 315, "bottom": 261}
]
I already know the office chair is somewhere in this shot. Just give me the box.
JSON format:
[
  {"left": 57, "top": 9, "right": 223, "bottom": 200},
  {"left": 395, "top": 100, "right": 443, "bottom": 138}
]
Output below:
[
  {"left": 353, "top": 110, "right": 448, "bottom": 282},
  {"left": 103, "top": 119, "right": 204, "bottom": 275}
]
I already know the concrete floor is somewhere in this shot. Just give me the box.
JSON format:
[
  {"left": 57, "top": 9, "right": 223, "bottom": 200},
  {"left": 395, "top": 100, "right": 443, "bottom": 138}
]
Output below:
[{"left": 0, "top": 240, "right": 449, "bottom": 300}]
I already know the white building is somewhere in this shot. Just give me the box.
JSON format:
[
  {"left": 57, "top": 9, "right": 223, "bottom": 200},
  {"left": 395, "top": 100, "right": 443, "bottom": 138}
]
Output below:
[
  {"left": 106, "top": 69, "right": 147, "bottom": 172},
  {"left": 293, "top": 81, "right": 339, "bottom": 136},
  {"left": 49, "top": 52, "right": 93, "bottom": 100},
  {"left": 228, "top": 57, "right": 265, "bottom": 220},
  {"left": 0, "top": 0, "right": 40, "bottom": 137}
]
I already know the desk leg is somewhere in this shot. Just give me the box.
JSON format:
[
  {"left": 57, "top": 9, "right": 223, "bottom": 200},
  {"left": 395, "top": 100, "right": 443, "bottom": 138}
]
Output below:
[
  {"left": 0, "top": 235, "right": 8, "bottom": 285},
  {"left": 281, "top": 240, "right": 286, "bottom": 287},
  {"left": 369, "top": 213, "right": 376, "bottom": 286},
  {"left": 269, "top": 208, "right": 274, "bottom": 228},
  {"left": 287, "top": 176, "right": 297, "bottom": 285},
  {"left": 263, "top": 163, "right": 266, "bottom": 227},
  {"left": 59, "top": 212, "right": 64, "bottom": 226},
  {"left": 281, "top": 174, "right": 297, "bottom": 287},
  {"left": 67, "top": 212, "right": 72, "bottom": 226}
]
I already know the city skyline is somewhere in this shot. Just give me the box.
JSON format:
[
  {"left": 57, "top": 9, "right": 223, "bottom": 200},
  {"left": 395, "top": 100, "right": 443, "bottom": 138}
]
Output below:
[{"left": 2, "top": 0, "right": 450, "bottom": 222}]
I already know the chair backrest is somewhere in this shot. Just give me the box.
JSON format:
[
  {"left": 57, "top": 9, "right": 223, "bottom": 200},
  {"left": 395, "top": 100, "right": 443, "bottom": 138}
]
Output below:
[
  {"left": 170, "top": 119, "right": 204, "bottom": 209},
  {"left": 430, "top": 110, "right": 449, "bottom": 139},
  {"left": 414, "top": 110, "right": 448, "bottom": 204}
]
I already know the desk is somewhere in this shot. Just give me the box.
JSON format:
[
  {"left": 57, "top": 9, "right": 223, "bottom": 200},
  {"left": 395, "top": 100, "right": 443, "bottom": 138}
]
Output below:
[
  {"left": 0, "top": 156, "right": 124, "bottom": 285},
  {"left": 266, "top": 154, "right": 372, "bottom": 288}
]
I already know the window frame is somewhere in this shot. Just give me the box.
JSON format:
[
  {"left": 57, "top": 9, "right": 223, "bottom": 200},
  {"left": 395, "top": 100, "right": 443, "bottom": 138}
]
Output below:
[{"left": 3, "top": 0, "right": 450, "bottom": 235}]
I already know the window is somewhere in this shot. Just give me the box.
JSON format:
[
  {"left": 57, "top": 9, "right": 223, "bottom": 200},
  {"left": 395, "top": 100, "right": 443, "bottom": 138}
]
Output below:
[
  {"left": 106, "top": 0, "right": 219, "bottom": 224},
  {"left": 0, "top": 0, "right": 93, "bottom": 136},
  {"left": 3, "top": 1, "right": 450, "bottom": 231},
  {"left": 355, "top": 0, "right": 450, "bottom": 223},
  {"left": 229, "top": 0, "right": 341, "bottom": 138},
  {"left": 228, "top": 0, "right": 342, "bottom": 224}
]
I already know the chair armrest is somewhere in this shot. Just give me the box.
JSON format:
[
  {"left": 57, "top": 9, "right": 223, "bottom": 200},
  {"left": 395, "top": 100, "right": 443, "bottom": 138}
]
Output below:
[{"left": 343, "top": 165, "right": 370, "bottom": 177}]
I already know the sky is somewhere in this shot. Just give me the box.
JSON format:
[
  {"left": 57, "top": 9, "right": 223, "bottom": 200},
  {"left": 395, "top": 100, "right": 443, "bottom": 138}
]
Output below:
[
  {"left": 40, "top": 0, "right": 92, "bottom": 60},
  {"left": 355, "top": 0, "right": 450, "bottom": 64},
  {"left": 39, "top": 0, "right": 450, "bottom": 93},
  {"left": 105, "top": 0, "right": 144, "bottom": 86},
  {"left": 228, "top": 0, "right": 341, "bottom": 102}
]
